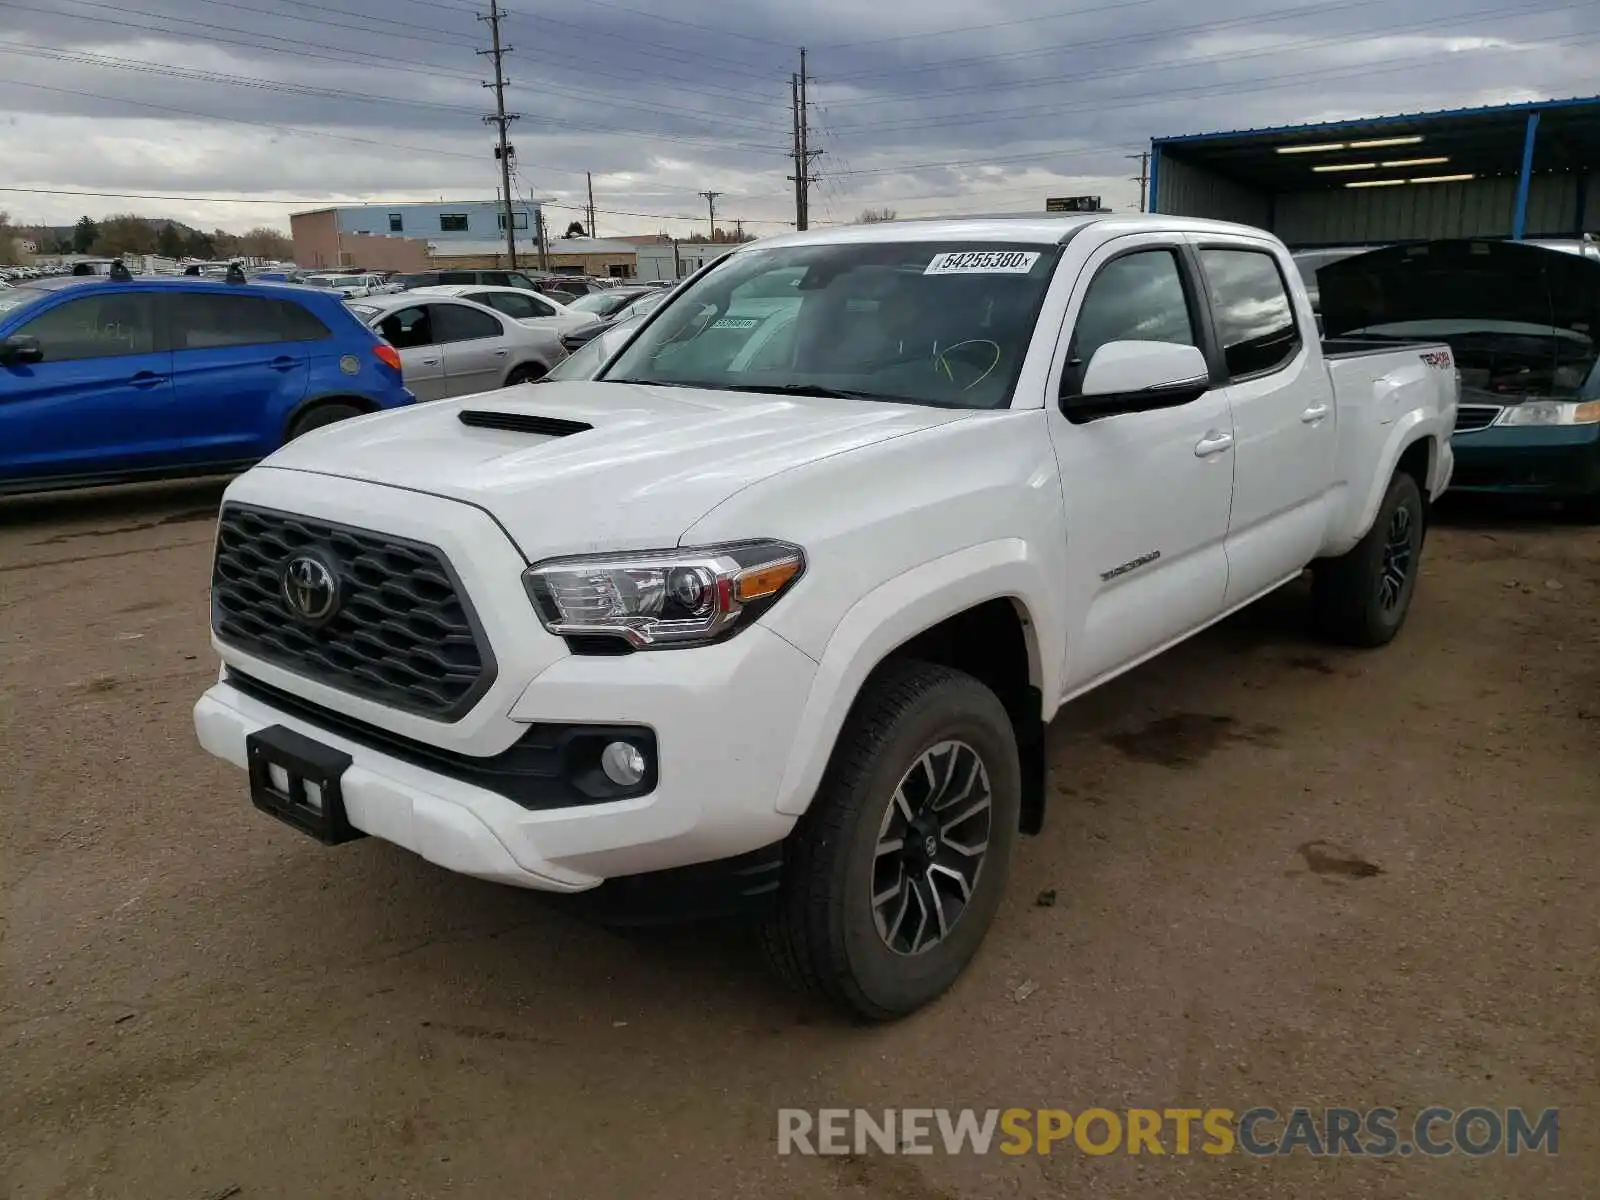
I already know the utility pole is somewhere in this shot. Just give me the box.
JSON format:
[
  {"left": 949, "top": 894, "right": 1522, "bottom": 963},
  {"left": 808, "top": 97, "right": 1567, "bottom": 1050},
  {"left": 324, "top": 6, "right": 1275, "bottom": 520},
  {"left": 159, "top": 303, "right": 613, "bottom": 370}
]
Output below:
[
  {"left": 478, "top": 0, "right": 519, "bottom": 267},
  {"left": 786, "top": 47, "right": 822, "bottom": 230},
  {"left": 586, "top": 172, "right": 596, "bottom": 238},
  {"left": 698, "top": 190, "right": 721, "bottom": 242},
  {"left": 1127, "top": 151, "right": 1150, "bottom": 213},
  {"left": 733, "top": 218, "right": 744, "bottom": 241}
]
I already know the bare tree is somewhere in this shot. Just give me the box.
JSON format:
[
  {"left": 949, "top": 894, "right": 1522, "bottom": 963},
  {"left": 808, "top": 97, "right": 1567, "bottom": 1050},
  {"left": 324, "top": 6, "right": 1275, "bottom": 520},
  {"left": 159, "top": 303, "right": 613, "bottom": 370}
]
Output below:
[
  {"left": 856, "top": 206, "right": 898, "bottom": 224},
  {"left": 0, "top": 211, "right": 21, "bottom": 265}
]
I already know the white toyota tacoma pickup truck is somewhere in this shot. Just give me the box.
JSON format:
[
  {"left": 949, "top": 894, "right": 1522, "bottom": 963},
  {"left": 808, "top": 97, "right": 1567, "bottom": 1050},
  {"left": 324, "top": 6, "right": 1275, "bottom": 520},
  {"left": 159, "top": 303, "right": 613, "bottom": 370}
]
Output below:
[{"left": 194, "top": 215, "right": 1457, "bottom": 1018}]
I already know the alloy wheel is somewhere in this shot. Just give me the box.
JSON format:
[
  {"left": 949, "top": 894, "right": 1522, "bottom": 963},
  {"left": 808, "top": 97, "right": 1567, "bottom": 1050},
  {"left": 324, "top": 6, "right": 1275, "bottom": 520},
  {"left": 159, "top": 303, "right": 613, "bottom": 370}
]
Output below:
[{"left": 871, "top": 740, "right": 993, "bottom": 956}]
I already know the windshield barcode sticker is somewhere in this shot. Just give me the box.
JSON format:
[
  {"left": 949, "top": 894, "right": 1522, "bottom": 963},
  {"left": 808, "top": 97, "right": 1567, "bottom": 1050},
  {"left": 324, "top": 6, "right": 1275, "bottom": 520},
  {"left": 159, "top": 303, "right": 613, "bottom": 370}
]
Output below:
[
  {"left": 711, "top": 317, "right": 759, "bottom": 329},
  {"left": 924, "top": 251, "right": 1040, "bottom": 276}
]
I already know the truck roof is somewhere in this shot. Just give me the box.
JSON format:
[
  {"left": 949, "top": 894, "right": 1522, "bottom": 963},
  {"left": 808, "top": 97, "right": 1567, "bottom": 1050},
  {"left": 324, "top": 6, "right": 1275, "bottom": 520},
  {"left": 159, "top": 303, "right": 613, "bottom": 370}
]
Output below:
[{"left": 747, "top": 212, "right": 1279, "bottom": 251}]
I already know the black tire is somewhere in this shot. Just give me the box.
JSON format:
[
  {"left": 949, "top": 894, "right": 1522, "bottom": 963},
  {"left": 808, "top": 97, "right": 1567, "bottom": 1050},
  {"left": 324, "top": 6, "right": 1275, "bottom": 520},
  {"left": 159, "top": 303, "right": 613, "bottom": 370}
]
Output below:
[
  {"left": 505, "top": 362, "right": 547, "bottom": 386},
  {"left": 1311, "top": 470, "right": 1426, "bottom": 647},
  {"left": 760, "top": 661, "right": 1021, "bottom": 1020},
  {"left": 285, "top": 401, "right": 364, "bottom": 443}
]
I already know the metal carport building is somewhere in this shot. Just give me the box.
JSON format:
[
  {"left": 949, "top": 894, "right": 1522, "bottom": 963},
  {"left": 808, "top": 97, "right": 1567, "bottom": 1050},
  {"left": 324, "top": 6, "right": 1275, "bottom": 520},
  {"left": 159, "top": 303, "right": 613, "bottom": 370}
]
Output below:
[{"left": 1150, "top": 95, "right": 1600, "bottom": 248}]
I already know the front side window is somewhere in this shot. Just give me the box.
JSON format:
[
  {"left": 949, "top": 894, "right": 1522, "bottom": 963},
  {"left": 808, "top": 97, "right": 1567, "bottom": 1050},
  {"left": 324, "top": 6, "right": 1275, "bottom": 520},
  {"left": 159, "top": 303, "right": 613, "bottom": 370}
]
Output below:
[
  {"left": 505, "top": 273, "right": 538, "bottom": 291},
  {"left": 377, "top": 306, "right": 434, "bottom": 349},
  {"left": 439, "top": 213, "right": 469, "bottom": 233},
  {"left": 1068, "top": 249, "right": 1197, "bottom": 372},
  {"left": 604, "top": 243, "right": 1061, "bottom": 409},
  {"left": 13, "top": 293, "right": 156, "bottom": 361},
  {"left": 1199, "top": 248, "right": 1302, "bottom": 379},
  {"left": 432, "top": 303, "right": 503, "bottom": 343},
  {"left": 168, "top": 293, "right": 329, "bottom": 349}
]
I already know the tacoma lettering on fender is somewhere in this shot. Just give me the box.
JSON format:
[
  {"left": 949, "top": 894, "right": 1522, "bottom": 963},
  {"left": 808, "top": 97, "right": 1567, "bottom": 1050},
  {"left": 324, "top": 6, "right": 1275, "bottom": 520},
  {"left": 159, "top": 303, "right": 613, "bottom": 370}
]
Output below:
[{"left": 194, "top": 214, "right": 1457, "bottom": 1019}]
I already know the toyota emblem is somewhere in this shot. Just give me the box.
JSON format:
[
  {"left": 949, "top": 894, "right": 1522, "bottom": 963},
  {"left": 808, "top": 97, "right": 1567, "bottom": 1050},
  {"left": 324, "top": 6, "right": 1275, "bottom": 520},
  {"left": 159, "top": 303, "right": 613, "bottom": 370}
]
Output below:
[{"left": 280, "top": 553, "right": 340, "bottom": 623}]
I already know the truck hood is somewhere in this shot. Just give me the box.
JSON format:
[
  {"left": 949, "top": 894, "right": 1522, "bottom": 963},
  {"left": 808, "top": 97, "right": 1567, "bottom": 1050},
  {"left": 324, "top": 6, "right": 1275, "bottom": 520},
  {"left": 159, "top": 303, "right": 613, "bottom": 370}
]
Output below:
[
  {"left": 261, "top": 381, "right": 970, "bottom": 559},
  {"left": 1319, "top": 238, "right": 1600, "bottom": 341}
]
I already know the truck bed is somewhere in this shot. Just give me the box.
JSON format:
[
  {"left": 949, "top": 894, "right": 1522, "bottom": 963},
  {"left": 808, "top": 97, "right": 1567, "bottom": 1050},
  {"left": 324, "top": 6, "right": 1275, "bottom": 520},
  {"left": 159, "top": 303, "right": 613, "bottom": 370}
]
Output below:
[{"left": 1321, "top": 336, "right": 1440, "bottom": 360}]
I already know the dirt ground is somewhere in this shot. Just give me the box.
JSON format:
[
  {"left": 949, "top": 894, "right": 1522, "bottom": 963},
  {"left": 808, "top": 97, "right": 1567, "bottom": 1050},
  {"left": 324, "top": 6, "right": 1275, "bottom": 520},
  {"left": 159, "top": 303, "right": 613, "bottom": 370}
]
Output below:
[{"left": 2, "top": 479, "right": 1596, "bottom": 1199}]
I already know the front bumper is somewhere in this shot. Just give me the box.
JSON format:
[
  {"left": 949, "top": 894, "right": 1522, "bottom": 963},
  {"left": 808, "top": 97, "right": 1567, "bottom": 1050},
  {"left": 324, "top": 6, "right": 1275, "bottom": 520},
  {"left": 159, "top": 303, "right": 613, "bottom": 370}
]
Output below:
[
  {"left": 195, "top": 622, "right": 817, "bottom": 892},
  {"left": 1449, "top": 422, "right": 1600, "bottom": 498}
]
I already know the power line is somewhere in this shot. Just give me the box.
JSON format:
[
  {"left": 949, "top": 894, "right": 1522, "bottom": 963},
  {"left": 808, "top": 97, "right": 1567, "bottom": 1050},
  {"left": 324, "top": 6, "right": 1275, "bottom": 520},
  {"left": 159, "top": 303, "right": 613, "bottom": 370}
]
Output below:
[
  {"left": 822, "top": 0, "right": 1580, "bottom": 108},
  {"left": 819, "top": 0, "right": 1169, "bottom": 50},
  {"left": 824, "top": 20, "right": 1593, "bottom": 138},
  {"left": 22, "top": 0, "right": 786, "bottom": 140}
]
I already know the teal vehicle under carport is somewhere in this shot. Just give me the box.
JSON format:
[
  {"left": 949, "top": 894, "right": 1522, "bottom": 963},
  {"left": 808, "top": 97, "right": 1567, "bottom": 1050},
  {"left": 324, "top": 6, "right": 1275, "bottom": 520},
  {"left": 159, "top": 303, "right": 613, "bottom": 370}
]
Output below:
[{"left": 1320, "top": 238, "right": 1600, "bottom": 519}]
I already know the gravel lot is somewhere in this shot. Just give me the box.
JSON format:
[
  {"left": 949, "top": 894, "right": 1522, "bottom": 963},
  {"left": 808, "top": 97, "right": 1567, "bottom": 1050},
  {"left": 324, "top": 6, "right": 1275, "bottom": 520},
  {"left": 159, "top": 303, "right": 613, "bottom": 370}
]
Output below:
[{"left": 3, "top": 479, "right": 1596, "bottom": 1199}]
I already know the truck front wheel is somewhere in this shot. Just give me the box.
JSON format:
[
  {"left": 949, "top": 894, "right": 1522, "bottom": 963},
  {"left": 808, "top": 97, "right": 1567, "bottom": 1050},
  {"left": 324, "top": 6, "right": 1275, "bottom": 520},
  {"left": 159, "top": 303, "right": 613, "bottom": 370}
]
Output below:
[
  {"left": 1311, "top": 470, "right": 1426, "bottom": 647},
  {"left": 761, "top": 661, "right": 1020, "bottom": 1020}
]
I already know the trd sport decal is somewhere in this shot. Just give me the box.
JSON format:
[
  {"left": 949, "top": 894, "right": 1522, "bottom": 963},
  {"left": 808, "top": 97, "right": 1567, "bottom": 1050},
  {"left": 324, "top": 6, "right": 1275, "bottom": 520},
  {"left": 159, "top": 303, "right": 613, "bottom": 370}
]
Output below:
[{"left": 1100, "top": 550, "right": 1162, "bottom": 582}]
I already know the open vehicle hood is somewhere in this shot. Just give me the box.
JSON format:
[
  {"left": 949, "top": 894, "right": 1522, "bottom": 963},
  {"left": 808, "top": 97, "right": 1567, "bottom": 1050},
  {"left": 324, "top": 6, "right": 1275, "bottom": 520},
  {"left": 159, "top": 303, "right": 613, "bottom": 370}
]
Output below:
[
  {"left": 259, "top": 381, "right": 970, "bottom": 559},
  {"left": 1319, "top": 238, "right": 1600, "bottom": 340}
]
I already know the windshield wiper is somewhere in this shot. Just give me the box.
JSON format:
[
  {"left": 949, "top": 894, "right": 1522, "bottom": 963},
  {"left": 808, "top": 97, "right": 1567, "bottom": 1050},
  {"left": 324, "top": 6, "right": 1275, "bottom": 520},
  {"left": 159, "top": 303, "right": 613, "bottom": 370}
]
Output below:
[{"left": 717, "top": 383, "right": 903, "bottom": 401}]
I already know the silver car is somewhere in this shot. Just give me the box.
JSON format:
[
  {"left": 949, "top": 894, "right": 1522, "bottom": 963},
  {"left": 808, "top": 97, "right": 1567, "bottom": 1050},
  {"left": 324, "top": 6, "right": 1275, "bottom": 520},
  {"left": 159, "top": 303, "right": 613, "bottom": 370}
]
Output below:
[
  {"left": 347, "top": 293, "right": 566, "bottom": 401},
  {"left": 403, "top": 284, "right": 598, "bottom": 337}
]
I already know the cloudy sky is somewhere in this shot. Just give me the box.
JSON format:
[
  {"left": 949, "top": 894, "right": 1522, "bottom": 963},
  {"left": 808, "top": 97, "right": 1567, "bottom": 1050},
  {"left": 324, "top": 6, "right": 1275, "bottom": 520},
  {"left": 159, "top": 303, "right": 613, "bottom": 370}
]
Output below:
[{"left": 0, "top": 0, "right": 1593, "bottom": 236}]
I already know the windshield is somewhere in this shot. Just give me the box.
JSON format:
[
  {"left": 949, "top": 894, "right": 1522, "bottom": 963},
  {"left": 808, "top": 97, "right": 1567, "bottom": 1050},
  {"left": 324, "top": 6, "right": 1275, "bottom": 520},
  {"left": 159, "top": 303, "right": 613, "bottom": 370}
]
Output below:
[
  {"left": 567, "top": 291, "right": 637, "bottom": 316},
  {"left": 602, "top": 242, "right": 1061, "bottom": 408},
  {"left": 546, "top": 317, "right": 645, "bottom": 381}
]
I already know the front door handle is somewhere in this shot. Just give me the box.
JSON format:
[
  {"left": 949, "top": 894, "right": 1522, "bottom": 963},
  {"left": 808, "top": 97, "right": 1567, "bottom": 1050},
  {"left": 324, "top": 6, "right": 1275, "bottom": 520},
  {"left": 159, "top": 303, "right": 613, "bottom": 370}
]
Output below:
[
  {"left": 129, "top": 371, "right": 165, "bottom": 389},
  {"left": 1301, "top": 403, "right": 1331, "bottom": 424},
  {"left": 1194, "top": 430, "right": 1234, "bottom": 458}
]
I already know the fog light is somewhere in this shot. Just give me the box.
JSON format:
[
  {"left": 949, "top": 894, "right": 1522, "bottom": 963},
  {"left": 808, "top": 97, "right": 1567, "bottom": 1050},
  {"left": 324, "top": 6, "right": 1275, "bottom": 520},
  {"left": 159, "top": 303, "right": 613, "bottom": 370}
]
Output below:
[{"left": 600, "top": 741, "right": 647, "bottom": 787}]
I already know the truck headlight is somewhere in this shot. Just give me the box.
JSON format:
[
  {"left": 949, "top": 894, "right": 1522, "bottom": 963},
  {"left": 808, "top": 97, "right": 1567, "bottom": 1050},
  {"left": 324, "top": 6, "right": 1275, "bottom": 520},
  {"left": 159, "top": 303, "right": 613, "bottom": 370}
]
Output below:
[
  {"left": 1496, "top": 400, "right": 1600, "bottom": 426},
  {"left": 523, "top": 541, "right": 805, "bottom": 649}
]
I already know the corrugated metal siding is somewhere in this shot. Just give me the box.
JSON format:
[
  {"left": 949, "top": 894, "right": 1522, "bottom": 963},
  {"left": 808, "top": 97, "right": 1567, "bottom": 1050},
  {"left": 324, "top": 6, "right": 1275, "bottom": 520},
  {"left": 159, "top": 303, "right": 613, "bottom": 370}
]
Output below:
[
  {"left": 1582, "top": 171, "right": 1599, "bottom": 228},
  {"left": 1153, "top": 156, "right": 1272, "bottom": 228},
  {"left": 1268, "top": 175, "right": 1588, "bottom": 246}
]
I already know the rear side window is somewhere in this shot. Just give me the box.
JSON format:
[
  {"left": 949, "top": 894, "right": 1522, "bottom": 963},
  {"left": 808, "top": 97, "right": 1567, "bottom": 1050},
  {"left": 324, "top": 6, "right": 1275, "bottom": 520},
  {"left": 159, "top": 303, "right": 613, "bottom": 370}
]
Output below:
[
  {"left": 1069, "top": 249, "right": 1197, "bottom": 369},
  {"left": 478, "top": 272, "right": 510, "bottom": 286},
  {"left": 1199, "top": 249, "right": 1302, "bottom": 379},
  {"left": 13, "top": 293, "right": 156, "bottom": 361},
  {"left": 471, "top": 291, "right": 540, "bottom": 320},
  {"left": 432, "top": 303, "right": 503, "bottom": 343},
  {"left": 378, "top": 306, "right": 435, "bottom": 349},
  {"left": 168, "top": 293, "right": 330, "bottom": 349}
]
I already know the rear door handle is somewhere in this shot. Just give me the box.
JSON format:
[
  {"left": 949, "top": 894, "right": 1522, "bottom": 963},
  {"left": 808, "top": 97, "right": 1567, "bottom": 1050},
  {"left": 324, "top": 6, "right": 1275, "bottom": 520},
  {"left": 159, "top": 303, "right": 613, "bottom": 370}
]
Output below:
[
  {"left": 1301, "top": 403, "right": 1331, "bottom": 423},
  {"left": 1194, "top": 430, "right": 1234, "bottom": 458},
  {"left": 269, "top": 356, "right": 298, "bottom": 372},
  {"left": 493, "top": 348, "right": 509, "bottom": 357},
  {"left": 129, "top": 371, "right": 165, "bottom": 388},
  {"left": 420, "top": 358, "right": 441, "bottom": 367}
]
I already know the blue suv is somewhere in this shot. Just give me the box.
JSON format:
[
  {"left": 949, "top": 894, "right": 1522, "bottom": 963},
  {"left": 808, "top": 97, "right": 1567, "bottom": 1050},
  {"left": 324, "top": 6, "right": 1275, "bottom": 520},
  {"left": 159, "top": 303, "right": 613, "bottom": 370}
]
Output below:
[{"left": 0, "top": 268, "right": 415, "bottom": 495}]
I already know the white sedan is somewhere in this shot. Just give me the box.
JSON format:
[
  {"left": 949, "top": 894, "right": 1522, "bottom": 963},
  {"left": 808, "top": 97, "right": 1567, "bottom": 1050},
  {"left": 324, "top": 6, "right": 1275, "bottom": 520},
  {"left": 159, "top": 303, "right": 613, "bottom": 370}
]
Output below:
[{"left": 404, "top": 284, "right": 599, "bottom": 337}]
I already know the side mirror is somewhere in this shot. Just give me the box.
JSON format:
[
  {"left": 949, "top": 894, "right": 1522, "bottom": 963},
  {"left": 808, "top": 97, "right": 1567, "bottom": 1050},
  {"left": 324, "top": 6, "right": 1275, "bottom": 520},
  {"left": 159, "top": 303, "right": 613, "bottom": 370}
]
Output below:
[
  {"left": 1061, "top": 340, "right": 1212, "bottom": 423},
  {"left": 0, "top": 334, "right": 44, "bottom": 366}
]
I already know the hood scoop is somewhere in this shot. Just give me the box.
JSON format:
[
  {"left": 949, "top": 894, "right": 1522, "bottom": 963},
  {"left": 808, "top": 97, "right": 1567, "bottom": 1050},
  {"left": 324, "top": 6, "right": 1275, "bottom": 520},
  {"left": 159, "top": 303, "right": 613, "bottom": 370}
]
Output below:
[{"left": 458, "top": 410, "right": 593, "bottom": 437}]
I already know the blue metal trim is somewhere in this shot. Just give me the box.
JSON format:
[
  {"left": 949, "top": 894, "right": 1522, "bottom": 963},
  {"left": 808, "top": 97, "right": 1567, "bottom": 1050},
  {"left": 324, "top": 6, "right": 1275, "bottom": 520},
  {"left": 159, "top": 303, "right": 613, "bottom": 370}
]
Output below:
[
  {"left": 1148, "top": 145, "right": 1161, "bottom": 213},
  {"left": 1151, "top": 93, "right": 1599, "bottom": 147},
  {"left": 1512, "top": 111, "right": 1542, "bottom": 240}
]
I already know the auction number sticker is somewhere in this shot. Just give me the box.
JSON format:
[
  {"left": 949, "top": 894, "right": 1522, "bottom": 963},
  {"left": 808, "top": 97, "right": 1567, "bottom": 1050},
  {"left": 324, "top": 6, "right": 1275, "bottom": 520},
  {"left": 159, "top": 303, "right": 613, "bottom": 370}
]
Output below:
[
  {"left": 925, "top": 250, "right": 1040, "bottom": 275},
  {"left": 711, "top": 317, "right": 760, "bottom": 330}
]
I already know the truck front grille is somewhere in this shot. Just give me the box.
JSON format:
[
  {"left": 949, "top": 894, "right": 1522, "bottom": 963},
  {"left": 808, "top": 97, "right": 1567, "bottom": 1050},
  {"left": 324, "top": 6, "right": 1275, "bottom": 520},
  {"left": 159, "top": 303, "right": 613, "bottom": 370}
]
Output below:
[
  {"left": 211, "top": 504, "right": 494, "bottom": 720},
  {"left": 1454, "top": 404, "right": 1502, "bottom": 433}
]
